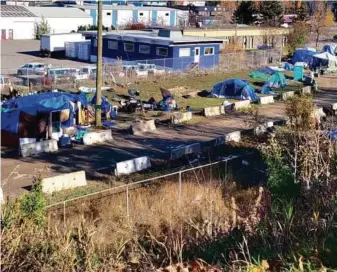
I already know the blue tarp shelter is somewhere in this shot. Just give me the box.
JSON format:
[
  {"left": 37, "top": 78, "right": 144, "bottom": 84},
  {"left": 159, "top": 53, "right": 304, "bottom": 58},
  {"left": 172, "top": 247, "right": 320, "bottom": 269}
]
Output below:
[
  {"left": 323, "top": 44, "right": 337, "bottom": 56},
  {"left": 283, "top": 62, "right": 294, "bottom": 71},
  {"left": 291, "top": 48, "right": 321, "bottom": 69},
  {"left": 1, "top": 92, "right": 88, "bottom": 136},
  {"left": 91, "top": 95, "right": 111, "bottom": 114},
  {"left": 210, "top": 78, "right": 259, "bottom": 102}
]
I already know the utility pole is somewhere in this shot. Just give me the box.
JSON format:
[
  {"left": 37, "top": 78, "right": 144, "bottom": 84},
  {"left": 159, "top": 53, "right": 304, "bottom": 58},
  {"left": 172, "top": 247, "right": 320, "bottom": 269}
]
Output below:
[{"left": 95, "top": 0, "right": 103, "bottom": 127}]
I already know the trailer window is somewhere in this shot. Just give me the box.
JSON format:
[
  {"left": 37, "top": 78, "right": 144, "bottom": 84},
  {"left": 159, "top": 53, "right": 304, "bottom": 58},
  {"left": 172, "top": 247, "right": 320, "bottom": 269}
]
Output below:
[
  {"left": 124, "top": 43, "right": 134, "bottom": 52},
  {"left": 204, "top": 47, "right": 214, "bottom": 55},
  {"left": 156, "top": 47, "right": 168, "bottom": 57}
]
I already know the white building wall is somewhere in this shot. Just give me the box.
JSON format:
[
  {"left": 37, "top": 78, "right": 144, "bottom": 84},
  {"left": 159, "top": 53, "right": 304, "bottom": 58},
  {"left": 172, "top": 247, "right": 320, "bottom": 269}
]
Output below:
[
  {"left": 138, "top": 10, "right": 151, "bottom": 25},
  {"left": 157, "top": 10, "right": 171, "bottom": 26},
  {"left": 102, "top": 10, "right": 112, "bottom": 28},
  {"left": 41, "top": 17, "right": 93, "bottom": 34},
  {"left": 117, "top": 10, "right": 133, "bottom": 26},
  {"left": 0, "top": 17, "right": 35, "bottom": 39}
]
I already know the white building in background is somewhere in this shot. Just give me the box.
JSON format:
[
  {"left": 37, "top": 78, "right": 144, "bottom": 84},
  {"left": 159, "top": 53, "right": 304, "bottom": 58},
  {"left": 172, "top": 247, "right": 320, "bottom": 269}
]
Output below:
[
  {"left": 0, "top": 5, "right": 92, "bottom": 40},
  {"left": 72, "top": 4, "right": 189, "bottom": 28}
]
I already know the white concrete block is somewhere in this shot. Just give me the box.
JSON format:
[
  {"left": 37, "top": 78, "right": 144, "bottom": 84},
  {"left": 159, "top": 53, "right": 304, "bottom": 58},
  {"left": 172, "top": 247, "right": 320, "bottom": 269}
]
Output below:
[
  {"left": 42, "top": 171, "right": 87, "bottom": 194},
  {"left": 225, "top": 131, "right": 241, "bottom": 143},
  {"left": 20, "top": 139, "right": 58, "bottom": 157},
  {"left": 259, "top": 95, "right": 274, "bottom": 105},
  {"left": 83, "top": 130, "right": 113, "bottom": 145},
  {"left": 331, "top": 103, "right": 337, "bottom": 110},
  {"left": 281, "top": 91, "right": 295, "bottom": 100},
  {"left": 0, "top": 188, "right": 3, "bottom": 204},
  {"left": 301, "top": 86, "right": 312, "bottom": 95},
  {"left": 254, "top": 121, "right": 274, "bottom": 136},
  {"left": 233, "top": 100, "right": 251, "bottom": 111},
  {"left": 115, "top": 156, "right": 151, "bottom": 176},
  {"left": 170, "top": 143, "right": 201, "bottom": 160},
  {"left": 131, "top": 120, "right": 156, "bottom": 135},
  {"left": 171, "top": 111, "right": 192, "bottom": 124},
  {"left": 203, "top": 105, "right": 225, "bottom": 117}
]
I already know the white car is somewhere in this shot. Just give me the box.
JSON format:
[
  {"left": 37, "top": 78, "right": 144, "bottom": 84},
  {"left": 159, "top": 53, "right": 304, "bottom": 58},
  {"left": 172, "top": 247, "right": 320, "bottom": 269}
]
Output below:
[{"left": 17, "top": 63, "right": 48, "bottom": 76}]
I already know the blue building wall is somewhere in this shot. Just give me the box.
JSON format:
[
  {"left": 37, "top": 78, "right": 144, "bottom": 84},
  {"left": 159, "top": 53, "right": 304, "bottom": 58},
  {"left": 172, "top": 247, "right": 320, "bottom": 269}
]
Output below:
[
  {"left": 91, "top": 37, "right": 221, "bottom": 71},
  {"left": 90, "top": 9, "right": 97, "bottom": 26}
]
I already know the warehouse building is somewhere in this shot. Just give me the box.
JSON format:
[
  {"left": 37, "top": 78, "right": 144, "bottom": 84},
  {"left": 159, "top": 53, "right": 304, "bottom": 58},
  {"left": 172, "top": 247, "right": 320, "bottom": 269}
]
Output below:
[
  {"left": 0, "top": 5, "right": 92, "bottom": 40},
  {"left": 90, "top": 29, "right": 223, "bottom": 70},
  {"left": 73, "top": 4, "right": 189, "bottom": 28}
]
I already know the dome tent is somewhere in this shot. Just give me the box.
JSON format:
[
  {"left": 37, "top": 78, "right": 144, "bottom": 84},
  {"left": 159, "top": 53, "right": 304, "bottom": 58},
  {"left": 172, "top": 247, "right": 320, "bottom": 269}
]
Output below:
[
  {"left": 210, "top": 78, "right": 259, "bottom": 102},
  {"left": 265, "top": 72, "right": 287, "bottom": 88}
]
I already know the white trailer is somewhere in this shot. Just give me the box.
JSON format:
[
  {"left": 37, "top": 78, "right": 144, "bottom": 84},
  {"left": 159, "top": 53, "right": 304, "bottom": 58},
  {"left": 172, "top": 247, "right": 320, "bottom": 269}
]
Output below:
[{"left": 40, "top": 33, "right": 85, "bottom": 57}]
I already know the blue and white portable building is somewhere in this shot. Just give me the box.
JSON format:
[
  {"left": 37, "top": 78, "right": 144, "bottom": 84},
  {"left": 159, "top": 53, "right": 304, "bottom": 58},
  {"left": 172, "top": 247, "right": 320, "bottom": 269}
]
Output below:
[
  {"left": 73, "top": 4, "right": 188, "bottom": 28},
  {"left": 90, "top": 29, "right": 223, "bottom": 71}
]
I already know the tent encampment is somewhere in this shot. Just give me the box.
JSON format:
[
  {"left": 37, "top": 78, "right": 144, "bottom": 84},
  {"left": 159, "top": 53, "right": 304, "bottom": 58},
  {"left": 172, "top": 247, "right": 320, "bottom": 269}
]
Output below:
[
  {"left": 265, "top": 72, "right": 288, "bottom": 88},
  {"left": 210, "top": 79, "right": 259, "bottom": 102}
]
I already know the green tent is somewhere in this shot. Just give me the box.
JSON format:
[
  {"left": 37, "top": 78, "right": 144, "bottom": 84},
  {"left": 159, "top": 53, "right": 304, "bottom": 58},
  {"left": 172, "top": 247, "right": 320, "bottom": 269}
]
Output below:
[
  {"left": 266, "top": 72, "right": 287, "bottom": 88},
  {"left": 248, "top": 71, "right": 269, "bottom": 80}
]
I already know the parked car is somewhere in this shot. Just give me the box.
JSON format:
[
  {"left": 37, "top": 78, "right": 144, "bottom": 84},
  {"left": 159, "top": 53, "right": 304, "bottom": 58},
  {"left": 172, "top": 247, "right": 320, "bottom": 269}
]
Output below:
[
  {"left": 79, "top": 66, "right": 97, "bottom": 80},
  {"left": 17, "top": 63, "right": 48, "bottom": 76}
]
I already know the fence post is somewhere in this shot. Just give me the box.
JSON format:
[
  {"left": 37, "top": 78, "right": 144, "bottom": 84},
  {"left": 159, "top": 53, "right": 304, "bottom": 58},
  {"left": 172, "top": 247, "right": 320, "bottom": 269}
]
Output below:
[
  {"left": 178, "top": 171, "right": 182, "bottom": 205},
  {"left": 126, "top": 185, "right": 130, "bottom": 219}
]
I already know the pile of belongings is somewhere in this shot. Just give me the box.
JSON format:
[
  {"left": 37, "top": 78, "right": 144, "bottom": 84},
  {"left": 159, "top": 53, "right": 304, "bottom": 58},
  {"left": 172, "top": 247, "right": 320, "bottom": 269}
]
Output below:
[
  {"left": 209, "top": 78, "right": 259, "bottom": 102},
  {"left": 158, "top": 88, "right": 178, "bottom": 111},
  {"left": 120, "top": 88, "right": 143, "bottom": 113}
]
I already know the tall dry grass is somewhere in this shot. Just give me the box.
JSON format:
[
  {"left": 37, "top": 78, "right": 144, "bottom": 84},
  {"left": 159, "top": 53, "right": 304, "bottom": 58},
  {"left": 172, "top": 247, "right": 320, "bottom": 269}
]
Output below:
[{"left": 2, "top": 179, "right": 266, "bottom": 271}]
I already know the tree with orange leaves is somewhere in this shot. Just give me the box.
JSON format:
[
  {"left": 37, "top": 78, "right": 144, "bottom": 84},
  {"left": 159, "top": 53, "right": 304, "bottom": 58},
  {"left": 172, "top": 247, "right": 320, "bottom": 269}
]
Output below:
[{"left": 311, "top": 2, "right": 335, "bottom": 47}]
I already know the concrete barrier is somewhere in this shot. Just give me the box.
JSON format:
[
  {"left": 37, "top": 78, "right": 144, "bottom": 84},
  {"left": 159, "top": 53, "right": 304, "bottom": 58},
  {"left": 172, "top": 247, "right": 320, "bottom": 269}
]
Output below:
[
  {"left": 331, "top": 103, "right": 337, "bottom": 111},
  {"left": 171, "top": 111, "right": 192, "bottom": 124},
  {"left": 259, "top": 95, "right": 274, "bottom": 105},
  {"left": 254, "top": 121, "right": 274, "bottom": 136},
  {"left": 115, "top": 156, "right": 151, "bottom": 176},
  {"left": 281, "top": 91, "right": 295, "bottom": 101},
  {"left": 225, "top": 131, "right": 241, "bottom": 143},
  {"left": 233, "top": 100, "right": 251, "bottom": 111},
  {"left": 301, "top": 86, "right": 312, "bottom": 95},
  {"left": 20, "top": 139, "right": 58, "bottom": 157},
  {"left": 83, "top": 130, "right": 113, "bottom": 145},
  {"left": 203, "top": 105, "right": 225, "bottom": 117},
  {"left": 42, "top": 171, "right": 87, "bottom": 194},
  {"left": 170, "top": 143, "right": 201, "bottom": 160},
  {"left": 131, "top": 120, "right": 156, "bottom": 135}
]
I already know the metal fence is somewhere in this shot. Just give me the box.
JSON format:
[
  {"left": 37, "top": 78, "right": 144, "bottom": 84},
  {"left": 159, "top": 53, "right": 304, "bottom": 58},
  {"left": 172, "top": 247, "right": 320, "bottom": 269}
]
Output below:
[
  {"left": 47, "top": 152, "right": 263, "bottom": 225},
  {"left": 1, "top": 49, "right": 281, "bottom": 95}
]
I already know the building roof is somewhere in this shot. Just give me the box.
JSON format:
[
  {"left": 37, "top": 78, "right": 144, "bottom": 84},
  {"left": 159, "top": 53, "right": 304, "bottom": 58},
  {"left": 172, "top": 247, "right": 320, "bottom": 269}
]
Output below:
[
  {"left": 27, "top": 7, "right": 91, "bottom": 18},
  {"left": 71, "top": 4, "right": 176, "bottom": 11},
  {"left": 103, "top": 30, "right": 223, "bottom": 46},
  {"left": 0, "top": 5, "right": 36, "bottom": 17}
]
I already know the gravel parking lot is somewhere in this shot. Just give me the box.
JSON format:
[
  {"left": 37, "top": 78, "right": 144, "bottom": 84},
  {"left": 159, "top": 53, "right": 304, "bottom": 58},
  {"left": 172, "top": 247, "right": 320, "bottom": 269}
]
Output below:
[{"left": 1, "top": 40, "right": 90, "bottom": 74}]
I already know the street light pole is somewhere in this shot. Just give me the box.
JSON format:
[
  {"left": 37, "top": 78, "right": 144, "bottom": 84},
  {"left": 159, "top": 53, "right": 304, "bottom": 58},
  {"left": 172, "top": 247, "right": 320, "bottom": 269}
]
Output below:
[{"left": 95, "top": 0, "right": 103, "bottom": 127}]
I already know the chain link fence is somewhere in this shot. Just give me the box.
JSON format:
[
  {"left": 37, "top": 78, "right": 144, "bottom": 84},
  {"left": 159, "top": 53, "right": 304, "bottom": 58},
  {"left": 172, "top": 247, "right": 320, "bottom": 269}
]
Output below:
[
  {"left": 47, "top": 152, "right": 264, "bottom": 226},
  {"left": 1, "top": 49, "right": 281, "bottom": 96}
]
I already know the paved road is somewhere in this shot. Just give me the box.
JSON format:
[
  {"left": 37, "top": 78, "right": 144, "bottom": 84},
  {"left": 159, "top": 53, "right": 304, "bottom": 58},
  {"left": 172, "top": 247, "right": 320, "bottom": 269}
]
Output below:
[{"left": 1, "top": 40, "right": 88, "bottom": 73}]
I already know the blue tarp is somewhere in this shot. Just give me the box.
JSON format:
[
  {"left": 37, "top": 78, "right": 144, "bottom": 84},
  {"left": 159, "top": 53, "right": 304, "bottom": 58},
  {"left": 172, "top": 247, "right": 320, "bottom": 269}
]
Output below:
[
  {"left": 323, "top": 44, "right": 337, "bottom": 56},
  {"left": 1, "top": 92, "right": 88, "bottom": 135},
  {"left": 91, "top": 95, "right": 111, "bottom": 114},
  {"left": 283, "top": 62, "right": 294, "bottom": 71},
  {"left": 257, "top": 67, "right": 276, "bottom": 75},
  {"left": 210, "top": 78, "right": 259, "bottom": 102},
  {"left": 291, "top": 49, "right": 321, "bottom": 69}
]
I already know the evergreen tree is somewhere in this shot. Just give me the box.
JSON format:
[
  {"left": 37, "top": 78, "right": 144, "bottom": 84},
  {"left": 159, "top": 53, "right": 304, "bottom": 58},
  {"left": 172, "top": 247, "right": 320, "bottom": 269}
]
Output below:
[
  {"left": 260, "top": 1, "right": 284, "bottom": 26},
  {"left": 233, "top": 1, "right": 257, "bottom": 25}
]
